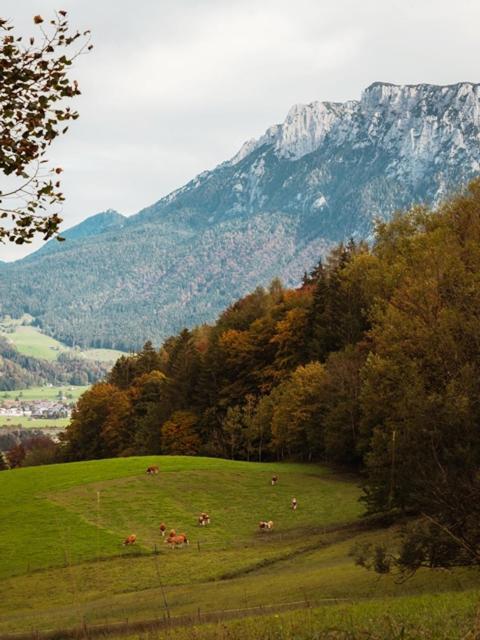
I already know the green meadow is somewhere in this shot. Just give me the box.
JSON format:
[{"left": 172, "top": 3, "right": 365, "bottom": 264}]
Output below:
[
  {"left": 114, "top": 590, "right": 480, "bottom": 640},
  {"left": 0, "top": 320, "right": 126, "bottom": 363},
  {"left": 0, "top": 416, "right": 70, "bottom": 429},
  {"left": 1, "top": 385, "right": 89, "bottom": 401},
  {"left": 0, "top": 456, "right": 479, "bottom": 637},
  {"left": 0, "top": 324, "right": 67, "bottom": 360}
]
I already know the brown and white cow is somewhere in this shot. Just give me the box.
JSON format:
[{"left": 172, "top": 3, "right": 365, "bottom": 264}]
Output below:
[
  {"left": 271, "top": 475, "right": 278, "bottom": 486},
  {"left": 159, "top": 523, "right": 167, "bottom": 537},
  {"left": 164, "top": 529, "right": 176, "bottom": 543},
  {"left": 167, "top": 533, "right": 188, "bottom": 549},
  {"left": 123, "top": 534, "right": 137, "bottom": 545},
  {"left": 146, "top": 465, "right": 159, "bottom": 475},
  {"left": 198, "top": 512, "right": 210, "bottom": 526},
  {"left": 291, "top": 498, "right": 298, "bottom": 511},
  {"left": 258, "top": 520, "right": 274, "bottom": 530}
]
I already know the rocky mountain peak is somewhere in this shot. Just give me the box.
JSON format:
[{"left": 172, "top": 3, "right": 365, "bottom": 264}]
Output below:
[{"left": 228, "top": 82, "right": 480, "bottom": 168}]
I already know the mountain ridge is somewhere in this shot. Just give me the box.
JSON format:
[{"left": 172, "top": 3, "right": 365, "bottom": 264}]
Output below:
[{"left": 22, "top": 209, "right": 126, "bottom": 261}]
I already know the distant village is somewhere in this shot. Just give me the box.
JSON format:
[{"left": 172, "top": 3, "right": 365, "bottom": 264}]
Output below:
[{"left": 0, "top": 396, "right": 73, "bottom": 421}]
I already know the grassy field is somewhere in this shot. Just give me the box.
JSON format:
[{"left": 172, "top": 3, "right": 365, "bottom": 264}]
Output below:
[
  {"left": 112, "top": 591, "right": 480, "bottom": 639},
  {"left": 0, "top": 319, "right": 126, "bottom": 363},
  {"left": 0, "top": 416, "right": 70, "bottom": 429},
  {"left": 1, "top": 385, "right": 89, "bottom": 401},
  {"left": 0, "top": 456, "right": 478, "bottom": 637},
  {"left": 82, "top": 347, "right": 131, "bottom": 362},
  {"left": 0, "top": 324, "right": 67, "bottom": 360}
]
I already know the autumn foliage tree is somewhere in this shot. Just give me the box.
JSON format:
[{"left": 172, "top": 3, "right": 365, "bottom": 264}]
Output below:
[
  {"left": 5, "top": 443, "right": 25, "bottom": 468},
  {"left": 0, "top": 11, "right": 91, "bottom": 244},
  {"left": 161, "top": 411, "right": 201, "bottom": 455}
]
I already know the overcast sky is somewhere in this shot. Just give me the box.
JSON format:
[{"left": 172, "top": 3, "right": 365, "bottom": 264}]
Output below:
[{"left": 1, "top": 0, "right": 479, "bottom": 261}]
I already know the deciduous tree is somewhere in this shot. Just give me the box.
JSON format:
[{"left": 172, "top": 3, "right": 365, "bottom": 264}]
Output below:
[{"left": 0, "top": 12, "right": 91, "bottom": 244}]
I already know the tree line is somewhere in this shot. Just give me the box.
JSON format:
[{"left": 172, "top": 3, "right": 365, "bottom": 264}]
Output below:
[{"left": 59, "top": 179, "right": 480, "bottom": 571}]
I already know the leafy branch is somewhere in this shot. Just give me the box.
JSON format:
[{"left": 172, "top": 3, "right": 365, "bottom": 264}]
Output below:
[{"left": 0, "top": 11, "right": 92, "bottom": 244}]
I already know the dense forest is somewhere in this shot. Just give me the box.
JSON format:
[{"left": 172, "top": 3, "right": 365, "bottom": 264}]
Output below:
[
  {"left": 0, "top": 337, "right": 110, "bottom": 389},
  {"left": 61, "top": 180, "right": 480, "bottom": 571}
]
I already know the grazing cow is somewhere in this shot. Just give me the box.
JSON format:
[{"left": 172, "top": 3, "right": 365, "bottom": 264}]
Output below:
[
  {"left": 146, "top": 465, "right": 159, "bottom": 475},
  {"left": 291, "top": 498, "right": 298, "bottom": 511},
  {"left": 123, "top": 534, "right": 137, "bottom": 546},
  {"left": 271, "top": 475, "right": 278, "bottom": 486},
  {"left": 164, "top": 529, "right": 176, "bottom": 543},
  {"left": 198, "top": 512, "right": 210, "bottom": 526},
  {"left": 167, "top": 533, "right": 188, "bottom": 549},
  {"left": 258, "top": 520, "right": 274, "bottom": 531},
  {"left": 159, "top": 523, "right": 167, "bottom": 537}
]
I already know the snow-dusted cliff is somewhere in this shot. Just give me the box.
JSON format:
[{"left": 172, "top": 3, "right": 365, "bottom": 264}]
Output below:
[
  {"left": 3, "top": 82, "right": 480, "bottom": 348},
  {"left": 233, "top": 82, "right": 480, "bottom": 163},
  {"left": 230, "top": 81, "right": 480, "bottom": 185}
]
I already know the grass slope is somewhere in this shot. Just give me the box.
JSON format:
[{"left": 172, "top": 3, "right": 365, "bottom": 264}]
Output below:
[
  {"left": 1, "top": 325, "right": 67, "bottom": 360},
  {"left": 0, "top": 456, "right": 479, "bottom": 636},
  {"left": 0, "top": 457, "right": 362, "bottom": 580},
  {"left": 0, "top": 321, "right": 126, "bottom": 363},
  {"left": 114, "top": 591, "right": 480, "bottom": 640}
]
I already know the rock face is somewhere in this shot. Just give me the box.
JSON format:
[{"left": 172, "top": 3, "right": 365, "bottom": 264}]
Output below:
[{"left": 1, "top": 82, "right": 479, "bottom": 349}]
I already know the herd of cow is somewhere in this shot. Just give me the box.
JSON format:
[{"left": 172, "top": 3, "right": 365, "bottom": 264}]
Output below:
[{"left": 122, "top": 467, "right": 298, "bottom": 549}]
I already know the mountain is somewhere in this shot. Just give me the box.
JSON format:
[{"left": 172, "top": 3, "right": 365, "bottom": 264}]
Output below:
[
  {"left": 56, "top": 209, "right": 125, "bottom": 242},
  {"left": 27, "top": 209, "right": 126, "bottom": 258},
  {"left": 1, "top": 82, "right": 479, "bottom": 350}
]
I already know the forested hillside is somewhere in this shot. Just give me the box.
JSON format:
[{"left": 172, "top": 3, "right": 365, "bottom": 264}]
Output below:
[
  {"left": 2, "top": 82, "right": 479, "bottom": 350},
  {"left": 62, "top": 180, "right": 480, "bottom": 571}
]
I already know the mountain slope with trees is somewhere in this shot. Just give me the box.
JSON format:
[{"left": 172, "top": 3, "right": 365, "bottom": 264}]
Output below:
[{"left": 1, "top": 82, "right": 479, "bottom": 349}]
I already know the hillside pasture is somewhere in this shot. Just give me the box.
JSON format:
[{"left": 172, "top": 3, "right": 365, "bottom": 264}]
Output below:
[
  {"left": 0, "top": 456, "right": 479, "bottom": 636},
  {"left": 0, "top": 319, "right": 126, "bottom": 363},
  {"left": 1, "top": 325, "right": 67, "bottom": 361},
  {"left": 0, "top": 457, "right": 362, "bottom": 581}
]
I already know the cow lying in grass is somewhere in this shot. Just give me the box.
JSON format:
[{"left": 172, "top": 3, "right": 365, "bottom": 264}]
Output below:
[
  {"left": 198, "top": 512, "right": 210, "bottom": 526},
  {"left": 123, "top": 534, "right": 137, "bottom": 545},
  {"left": 259, "top": 520, "right": 274, "bottom": 530},
  {"left": 146, "top": 465, "right": 159, "bottom": 475}
]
